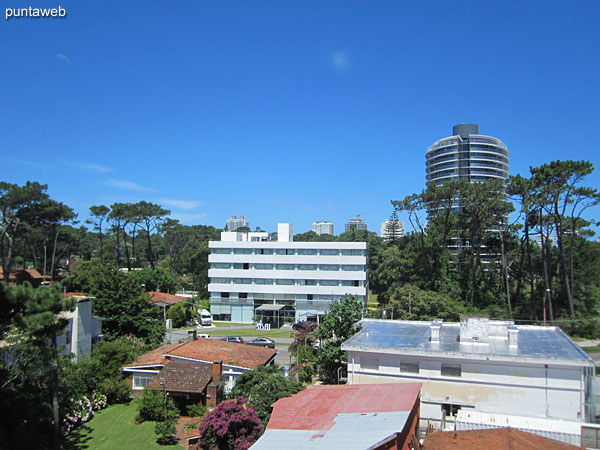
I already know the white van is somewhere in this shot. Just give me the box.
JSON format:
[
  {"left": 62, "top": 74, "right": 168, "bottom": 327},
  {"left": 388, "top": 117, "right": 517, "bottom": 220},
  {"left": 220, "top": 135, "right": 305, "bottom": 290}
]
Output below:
[{"left": 198, "top": 309, "right": 213, "bottom": 326}]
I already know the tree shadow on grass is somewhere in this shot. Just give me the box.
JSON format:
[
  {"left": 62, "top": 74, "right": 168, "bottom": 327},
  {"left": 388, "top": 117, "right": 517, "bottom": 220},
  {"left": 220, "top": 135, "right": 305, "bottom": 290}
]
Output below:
[{"left": 60, "top": 423, "right": 93, "bottom": 449}]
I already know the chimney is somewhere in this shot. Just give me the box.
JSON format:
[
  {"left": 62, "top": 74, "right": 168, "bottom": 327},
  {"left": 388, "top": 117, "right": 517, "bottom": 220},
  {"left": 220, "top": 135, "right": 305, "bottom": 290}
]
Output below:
[
  {"left": 508, "top": 326, "right": 519, "bottom": 346},
  {"left": 212, "top": 360, "right": 222, "bottom": 381},
  {"left": 431, "top": 319, "right": 443, "bottom": 343},
  {"left": 188, "top": 329, "right": 197, "bottom": 341}
]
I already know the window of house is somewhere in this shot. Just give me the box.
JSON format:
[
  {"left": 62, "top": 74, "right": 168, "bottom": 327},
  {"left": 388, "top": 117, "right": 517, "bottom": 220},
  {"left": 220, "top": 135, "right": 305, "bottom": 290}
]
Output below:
[
  {"left": 211, "top": 263, "right": 230, "bottom": 269},
  {"left": 400, "top": 361, "right": 419, "bottom": 374},
  {"left": 213, "top": 248, "right": 231, "bottom": 254},
  {"left": 299, "top": 264, "right": 317, "bottom": 270},
  {"left": 233, "top": 263, "right": 243, "bottom": 269},
  {"left": 275, "top": 279, "right": 295, "bottom": 285},
  {"left": 255, "top": 264, "right": 273, "bottom": 270},
  {"left": 221, "top": 292, "right": 230, "bottom": 298},
  {"left": 133, "top": 373, "right": 156, "bottom": 390},
  {"left": 306, "top": 279, "right": 318, "bottom": 286},
  {"left": 298, "top": 249, "right": 317, "bottom": 255},
  {"left": 441, "top": 364, "right": 461, "bottom": 377},
  {"left": 442, "top": 404, "right": 461, "bottom": 417},
  {"left": 239, "top": 293, "right": 248, "bottom": 299},
  {"left": 360, "top": 357, "right": 379, "bottom": 371},
  {"left": 307, "top": 294, "right": 313, "bottom": 300},
  {"left": 276, "top": 264, "right": 295, "bottom": 270},
  {"left": 320, "top": 265, "right": 339, "bottom": 271},
  {"left": 320, "top": 280, "right": 339, "bottom": 286},
  {"left": 243, "top": 263, "right": 249, "bottom": 270}
]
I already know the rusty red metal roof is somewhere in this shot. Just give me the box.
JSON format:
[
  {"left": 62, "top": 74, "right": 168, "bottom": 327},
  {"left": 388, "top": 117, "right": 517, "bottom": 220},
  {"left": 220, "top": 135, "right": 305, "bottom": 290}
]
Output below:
[{"left": 267, "top": 383, "right": 422, "bottom": 431}]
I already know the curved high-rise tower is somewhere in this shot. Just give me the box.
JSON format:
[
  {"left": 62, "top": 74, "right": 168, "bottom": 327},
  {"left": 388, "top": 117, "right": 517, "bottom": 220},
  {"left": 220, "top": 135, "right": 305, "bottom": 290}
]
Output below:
[{"left": 426, "top": 124, "right": 509, "bottom": 187}]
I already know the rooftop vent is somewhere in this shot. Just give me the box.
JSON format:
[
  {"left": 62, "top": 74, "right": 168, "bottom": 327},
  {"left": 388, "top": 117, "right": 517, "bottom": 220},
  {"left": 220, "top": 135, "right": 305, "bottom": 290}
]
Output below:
[{"left": 430, "top": 319, "right": 443, "bottom": 343}]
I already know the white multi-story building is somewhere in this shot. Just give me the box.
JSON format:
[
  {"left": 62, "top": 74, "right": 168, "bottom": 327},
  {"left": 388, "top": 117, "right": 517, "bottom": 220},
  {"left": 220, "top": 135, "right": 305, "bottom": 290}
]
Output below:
[
  {"left": 342, "top": 317, "right": 595, "bottom": 424},
  {"left": 312, "top": 221, "right": 334, "bottom": 236},
  {"left": 345, "top": 218, "right": 367, "bottom": 232},
  {"left": 380, "top": 219, "right": 405, "bottom": 241},
  {"left": 225, "top": 215, "right": 249, "bottom": 231},
  {"left": 208, "top": 223, "right": 368, "bottom": 324}
]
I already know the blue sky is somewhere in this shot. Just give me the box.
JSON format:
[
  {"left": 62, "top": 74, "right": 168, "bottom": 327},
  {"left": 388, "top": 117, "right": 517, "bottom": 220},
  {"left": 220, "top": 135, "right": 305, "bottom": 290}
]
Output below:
[{"left": 2, "top": 1, "right": 599, "bottom": 234}]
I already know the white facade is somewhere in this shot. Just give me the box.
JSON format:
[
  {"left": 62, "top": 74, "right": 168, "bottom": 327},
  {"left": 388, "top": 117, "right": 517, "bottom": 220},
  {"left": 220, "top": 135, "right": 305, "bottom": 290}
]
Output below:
[
  {"left": 208, "top": 223, "right": 368, "bottom": 324},
  {"left": 225, "top": 215, "right": 249, "bottom": 231},
  {"left": 312, "top": 221, "right": 334, "bottom": 236},
  {"left": 380, "top": 219, "right": 405, "bottom": 240},
  {"left": 343, "top": 318, "right": 595, "bottom": 424},
  {"left": 57, "top": 296, "right": 103, "bottom": 361}
]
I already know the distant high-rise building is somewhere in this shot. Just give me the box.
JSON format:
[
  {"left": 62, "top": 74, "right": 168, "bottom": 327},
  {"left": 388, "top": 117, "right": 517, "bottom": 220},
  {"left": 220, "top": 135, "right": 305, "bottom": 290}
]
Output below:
[
  {"left": 426, "top": 124, "right": 509, "bottom": 215},
  {"left": 345, "top": 218, "right": 367, "bottom": 232},
  {"left": 380, "top": 219, "right": 405, "bottom": 241},
  {"left": 225, "top": 215, "right": 249, "bottom": 231},
  {"left": 312, "top": 221, "right": 334, "bottom": 236}
]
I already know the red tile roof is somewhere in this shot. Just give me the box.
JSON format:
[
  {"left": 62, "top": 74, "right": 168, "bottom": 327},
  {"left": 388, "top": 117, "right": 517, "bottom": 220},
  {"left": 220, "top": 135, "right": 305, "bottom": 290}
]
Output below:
[
  {"left": 145, "top": 362, "right": 213, "bottom": 394},
  {"left": 0, "top": 268, "right": 17, "bottom": 281},
  {"left": 124, "top": 342, "right": 188, "bottom": 368},
  {"left": 167, "top": 338, "right": 276, "bottom": 369},
  {"left": 125, "top": 339, "right": 276, "bottom": 370},
  {"left": 422, "top": 428, "right": 584, "bottom": 450},
  {"left": 64, "top": 292, "right": 87, "bottom": 298},
  {"left": 149, "top": 291, "right": 186, "bottom": 306},
  {"left": 21, "top": 268, "right": 50, "bottom": 279},
  {"left": 267, "top": 383, "right": 422, "bottom": 431}
]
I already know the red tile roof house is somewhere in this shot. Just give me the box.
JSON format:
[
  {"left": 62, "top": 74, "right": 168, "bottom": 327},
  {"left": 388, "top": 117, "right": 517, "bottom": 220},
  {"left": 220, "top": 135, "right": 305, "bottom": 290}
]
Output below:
[
  {"left": 0, "top": 267, "right": 51, "bottom": 287},
  {"left": 148, "top": 291, "right": 187, "bottom": 307},
  {"left": 123, "top": 338, "right": 277, "bottom": 409},
  {"left": 250, "top": 383, "right": 422, "bottom": 450},
  {"left": 422, "top": 427, "right": 585, "bottom": 450}
]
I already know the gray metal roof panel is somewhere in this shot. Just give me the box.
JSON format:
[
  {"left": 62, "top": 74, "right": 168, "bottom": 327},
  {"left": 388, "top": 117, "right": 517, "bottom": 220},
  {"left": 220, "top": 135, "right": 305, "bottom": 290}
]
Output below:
[
  {"left": 342, "top": 320, "right": 592, "bottom": 363},
  {"left": 250, "top": 411, "right": 410, "bottom": 450}
]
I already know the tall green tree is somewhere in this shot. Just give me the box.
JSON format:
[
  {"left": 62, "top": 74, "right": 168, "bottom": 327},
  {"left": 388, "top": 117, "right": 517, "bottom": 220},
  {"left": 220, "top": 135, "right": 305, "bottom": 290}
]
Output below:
[
  {"left": 136, "top": 201, "right": 170, "bottom": 269},
  {"left": 89, "top": 205, "right": 110, "bottom": 264},
  {"left": 63, "top": 262, "right": 163, "bottom": 346},
  {"left": 315, "top": 295, "right": 363, "bottom": 383}
]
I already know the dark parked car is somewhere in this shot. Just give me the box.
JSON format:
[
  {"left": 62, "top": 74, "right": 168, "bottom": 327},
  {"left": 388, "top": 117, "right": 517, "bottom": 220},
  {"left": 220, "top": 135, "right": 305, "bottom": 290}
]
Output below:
[
  {"left": 220, "top": 336, "right": 244, "bottom": 344},
  {"left": 246, "top": 337, "right": 275, "bottom": 348}
]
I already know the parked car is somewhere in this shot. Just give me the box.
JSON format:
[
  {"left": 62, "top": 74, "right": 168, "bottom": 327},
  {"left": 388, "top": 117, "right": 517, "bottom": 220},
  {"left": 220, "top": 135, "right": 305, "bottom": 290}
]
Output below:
[
  {"left": 246, "top": 337, "right": 275, "bottom": 348},
  {"left": 220, "top": 336, "right": 244, "bottom": 344}
]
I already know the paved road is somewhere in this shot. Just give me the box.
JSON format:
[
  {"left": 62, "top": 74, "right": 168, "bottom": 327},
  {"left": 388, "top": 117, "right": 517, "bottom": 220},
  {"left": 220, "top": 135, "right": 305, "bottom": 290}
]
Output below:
[{"left": 165, "top": 326, "right": 294, "bottom": 368}]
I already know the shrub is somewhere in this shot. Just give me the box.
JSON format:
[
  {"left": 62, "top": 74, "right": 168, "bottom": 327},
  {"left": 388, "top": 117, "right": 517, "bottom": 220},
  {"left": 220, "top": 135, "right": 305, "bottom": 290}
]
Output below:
[
  {"left": 197, "top": 397, "right": 263, "bottom": 450},
  {"left": 100, "top": 378, "right": 131, "bottom": 404},
  {"left": 186, "top": 402, "right": 208, "bottom": 417},
  {"left": 139, "top": 388, "right": 169, "bottom": 422}
]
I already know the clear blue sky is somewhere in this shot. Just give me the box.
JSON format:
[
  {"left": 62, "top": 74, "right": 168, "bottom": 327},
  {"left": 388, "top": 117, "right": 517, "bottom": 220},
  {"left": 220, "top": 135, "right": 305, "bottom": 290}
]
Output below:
[{"left": 2, "top": 1, "right": 599, "bottom": 234}]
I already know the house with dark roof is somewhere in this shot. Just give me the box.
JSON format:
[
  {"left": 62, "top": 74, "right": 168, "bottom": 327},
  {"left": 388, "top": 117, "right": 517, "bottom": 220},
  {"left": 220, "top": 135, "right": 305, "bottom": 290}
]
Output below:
[
  {"left": 342, "top": 317, "right": 595, "bottom": 427},
  {"left": 123, "top": 336, "right": 277, "bottom": 395},
  {"left": 250, "top": 383, "right": 422, "bottom": 450}
]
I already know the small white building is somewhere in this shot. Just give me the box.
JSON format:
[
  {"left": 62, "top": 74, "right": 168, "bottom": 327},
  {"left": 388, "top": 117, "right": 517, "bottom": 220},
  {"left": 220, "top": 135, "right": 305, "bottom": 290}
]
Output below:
[
  {"left": 342, "top": 317, "right": 595, "bottom": 424},
  {"left": 208, "top": 223, "right": 368, "bottom": 324},
  {"left": 57, "top": 296, "right": 103, "bottom": 361}
]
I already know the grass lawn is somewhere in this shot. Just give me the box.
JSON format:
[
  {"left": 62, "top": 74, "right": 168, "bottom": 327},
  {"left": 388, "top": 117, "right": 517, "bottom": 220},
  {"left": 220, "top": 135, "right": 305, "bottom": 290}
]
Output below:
[
  {"left": 208, "top": 327, "right": 294, "bottom": 339},
  {"left": 580, "top": 345, "right": 600, "bottom": 353},
  {"left": 213, "top": 321, "right": 250, "bottom": 327},
  {"left": 63, "top": 399, "right": 180, "bottom": 450}
]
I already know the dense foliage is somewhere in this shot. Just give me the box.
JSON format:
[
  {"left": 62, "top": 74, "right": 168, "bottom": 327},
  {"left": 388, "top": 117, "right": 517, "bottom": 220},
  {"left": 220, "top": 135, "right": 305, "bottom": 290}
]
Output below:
[
  {"left": 228, "top": 365, "right": 304, "bottom": 426},
  {"left": 365, "top": 161, "right": 600, "bottom": 336}
]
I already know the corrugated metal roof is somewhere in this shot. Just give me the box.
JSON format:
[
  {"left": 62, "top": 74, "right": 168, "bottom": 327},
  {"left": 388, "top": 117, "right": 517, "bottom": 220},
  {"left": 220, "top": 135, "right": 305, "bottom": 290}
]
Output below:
[
  {"left": 456, "top": 410, "right": 582, "bottom": 436},
  {"left": 266, "top": 383, "right": 421, "bottom": 431},
  {"left": 342, "top": 320, "right": 593, "bottom": 364},
  {"left": 250, "top": 412, "right": 410, "bottom": 450}
]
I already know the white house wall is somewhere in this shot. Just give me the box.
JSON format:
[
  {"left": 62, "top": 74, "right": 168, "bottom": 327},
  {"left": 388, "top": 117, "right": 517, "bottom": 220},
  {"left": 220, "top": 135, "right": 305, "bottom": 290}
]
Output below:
[{"left": 347, "top": 350, "right": 586, "bottom": 422}]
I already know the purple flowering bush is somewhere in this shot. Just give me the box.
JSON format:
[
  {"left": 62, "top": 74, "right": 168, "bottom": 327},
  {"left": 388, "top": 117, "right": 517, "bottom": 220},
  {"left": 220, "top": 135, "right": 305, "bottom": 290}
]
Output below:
[{"left": 197, "top": 397, "right": 263, "bottom": 450}]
